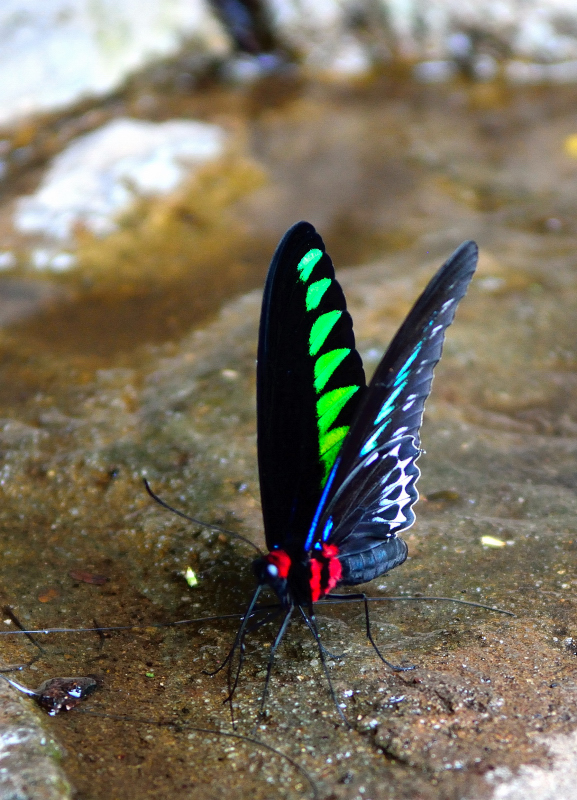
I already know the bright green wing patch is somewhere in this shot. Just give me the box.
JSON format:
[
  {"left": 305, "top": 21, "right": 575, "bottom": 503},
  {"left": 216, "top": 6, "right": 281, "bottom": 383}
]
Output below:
[
  {"left": 297, "top": 249, "right": 323, "bottom": 282},
  {"left": 309, "top": 311, "right": 342, "bottom": 356},
  {"left": 297, "top": 247, "right": 361, "bottom": 488},
  {"left": 317, "top": 386, "right": 359, "bottom": 435},
  {"left": 314, "top": 348, "right": 350, "bottom": 393},
  {"left": 306, "top": 278, "right": 331, "bottom": 311},
  {"left": 319, "top": 425, "right": 350, "bottom": 457},
  {"left": 319, "top": 426, "right": 350, "bottom": 481}
]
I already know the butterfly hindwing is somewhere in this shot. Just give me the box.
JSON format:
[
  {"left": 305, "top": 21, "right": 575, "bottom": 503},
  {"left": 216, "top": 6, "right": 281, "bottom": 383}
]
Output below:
[
  {"left": 312, "top": 241, "right": 479, "bottom": 558},
  {"left": 257, "top": 222, "right": 366, "bottom": 553}
]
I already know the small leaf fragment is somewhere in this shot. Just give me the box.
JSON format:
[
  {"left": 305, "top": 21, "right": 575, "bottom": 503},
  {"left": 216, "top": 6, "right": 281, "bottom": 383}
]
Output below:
[{"left": 481, "top": 535, "right": 506, "bottom": 548}]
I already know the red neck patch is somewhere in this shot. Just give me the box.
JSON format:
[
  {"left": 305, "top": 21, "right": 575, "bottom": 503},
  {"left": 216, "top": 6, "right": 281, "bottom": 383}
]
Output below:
[{"left": 266, "top": 549, "right": 291, "bottom": 580}]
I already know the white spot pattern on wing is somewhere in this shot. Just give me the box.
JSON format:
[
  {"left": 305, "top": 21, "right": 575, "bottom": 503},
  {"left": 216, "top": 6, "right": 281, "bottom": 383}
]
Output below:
[
  {"left": 392, "top": 425, "right": 408, "bottom": 437},
  {"left": 374, "top": 442, "right": 417, "bottom": 531}
]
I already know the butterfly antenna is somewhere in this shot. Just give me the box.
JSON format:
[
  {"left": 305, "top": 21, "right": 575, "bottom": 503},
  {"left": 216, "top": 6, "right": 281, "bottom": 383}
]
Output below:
[
  {"left": 0, "top": 662, "right": 34, "bottom": 673},
  {"left": 2, "top": 605, "right": 46, "bottom": 654},
  {"left": 0, "top": 596, "right": 511, "bottom": 640},
  {"left": 329, "top": 592, "right": 416, "bottom": 672},
  {"left": 0, "top": 607, "right": 285, "bottom": 638},
  {"left": 143, "top": 479, "right": 263, "bottom": 556},
  {"left": 367, "top": 595, "right": 515, "bottom": 615},
  {"left": 298, "top": 606, "right": 350, "bottom": 727}
]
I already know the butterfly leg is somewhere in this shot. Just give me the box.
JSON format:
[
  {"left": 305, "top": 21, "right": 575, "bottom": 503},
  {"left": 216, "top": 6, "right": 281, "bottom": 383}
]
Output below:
[
  {"left": 224, "top": 607, "right": 283, "bottom": 717},
  {"left": 329, "top": 592, "right": 416, "bottom": 672},
  {"left": 203, "top": 585, "right": 264, "bottom": 678},
  {"left": 300, "top": 606, "right": 350, "bottom": 728},
  {"left": 218, "top": 608, "right": 282, "bottom": 681},
  {"left": 257, "top": 606, "right": 294, "bottom": 722},
  {"left": 296, "top": 606, "right": 345, "bottom": 660},
  {"left": 216, "top": 587, "right": 266, "bottom": 727}
]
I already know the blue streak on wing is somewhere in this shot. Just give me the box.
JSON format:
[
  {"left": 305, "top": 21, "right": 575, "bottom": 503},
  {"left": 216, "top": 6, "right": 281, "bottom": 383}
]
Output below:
[
  {"left": 374, "top": 382, "right": 405, "bottom": 424},
  {"left": 321, "top": 517, "right": 334, "bottom": 542},
  {"left": 393, "top": 342, "right": 422, "bottom": 388},
  {"left": 305, "top": 456, "right": 340, "bottom": 551},
  {"left": 360, "top": 420, "right": 391, "bottom": 457},
  {"left": 361, "top": 341, "right": 425, "bottom": 456}
]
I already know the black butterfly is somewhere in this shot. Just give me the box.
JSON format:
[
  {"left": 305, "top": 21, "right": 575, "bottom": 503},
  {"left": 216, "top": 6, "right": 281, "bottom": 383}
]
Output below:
[{"left": 218, "top": 221, "right": 478, "bottom": 713}]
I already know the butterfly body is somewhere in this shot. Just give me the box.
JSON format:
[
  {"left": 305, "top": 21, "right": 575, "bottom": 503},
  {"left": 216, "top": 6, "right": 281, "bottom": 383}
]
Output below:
[
  {"left": 252, "top": 222, "right": 477, "bottom": 615},
  {"left": 208, "top": 222, "right": 479, "bottom": 719}
]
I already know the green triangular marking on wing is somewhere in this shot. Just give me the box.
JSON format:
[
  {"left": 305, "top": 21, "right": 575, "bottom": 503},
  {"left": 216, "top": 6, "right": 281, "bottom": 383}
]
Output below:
[
  {"left": 320, "top": 426, "right": 350, "bottom": 482},
  {"left": 297, "top": 249, "right": 323, "bottom": 282},
  {"left": 317, "top": 385, "right": 359, "bottom": 435},
  {"left": 314, "top": 348, "right": 350, "bottom": 393},
  {"left": 306, "top": 278, "right": 332, "bottom": 311},
  {"left": 320, "top": 425, "right": 349, "bottom": 458},
  {"left": 309, "top": 310, "right": 342, "bottom": 356}
]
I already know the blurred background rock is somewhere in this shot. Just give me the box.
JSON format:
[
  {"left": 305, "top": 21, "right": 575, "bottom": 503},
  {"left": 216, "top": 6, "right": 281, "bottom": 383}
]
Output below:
[{"left": 4, "top": 0, "right": 577, "bottom": 131}]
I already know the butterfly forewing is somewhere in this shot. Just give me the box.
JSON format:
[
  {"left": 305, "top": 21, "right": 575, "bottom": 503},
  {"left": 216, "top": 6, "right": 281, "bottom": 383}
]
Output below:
[
  {"left": 314, "top": 241, "right": 478, "bottom": 556},
  {"left": 257, "top": 222, "right": 366, "bottom": 553}
]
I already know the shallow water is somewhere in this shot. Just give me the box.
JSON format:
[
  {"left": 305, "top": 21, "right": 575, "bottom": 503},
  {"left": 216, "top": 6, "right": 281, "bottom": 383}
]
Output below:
[{"left": 1, "top": 76, "right": 577, "bottom": 799}]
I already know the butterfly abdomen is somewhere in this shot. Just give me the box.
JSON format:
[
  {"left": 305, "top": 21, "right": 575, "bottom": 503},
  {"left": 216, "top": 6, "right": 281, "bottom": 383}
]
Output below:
[{"left": 338, "top": 537, "right": 408, "bottom": 586}]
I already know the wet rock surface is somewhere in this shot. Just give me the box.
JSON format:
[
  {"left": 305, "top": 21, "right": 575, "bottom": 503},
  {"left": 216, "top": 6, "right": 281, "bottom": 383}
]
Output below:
[
  {"left": 0, "top": 78, "right": 577, "bottom": 798},
  {"left": 0, "top": 680, "right": 71, "bottom": 800}
]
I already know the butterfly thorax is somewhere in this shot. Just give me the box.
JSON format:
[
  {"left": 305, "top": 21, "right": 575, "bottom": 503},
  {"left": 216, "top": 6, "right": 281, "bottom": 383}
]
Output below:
[{"left": 253, "top": 544, "right": 342, "bottom": 608}]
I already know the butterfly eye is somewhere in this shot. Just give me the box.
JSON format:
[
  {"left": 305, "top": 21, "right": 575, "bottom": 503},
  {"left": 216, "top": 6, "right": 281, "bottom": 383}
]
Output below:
[{"left": 267, "top": 564, "right": 279, "bottom": 577}]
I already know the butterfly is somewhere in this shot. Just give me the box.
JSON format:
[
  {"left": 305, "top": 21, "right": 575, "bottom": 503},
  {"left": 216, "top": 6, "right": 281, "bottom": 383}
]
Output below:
[{"left": 220, "top": 221, "right": 478, "bottom": 713}]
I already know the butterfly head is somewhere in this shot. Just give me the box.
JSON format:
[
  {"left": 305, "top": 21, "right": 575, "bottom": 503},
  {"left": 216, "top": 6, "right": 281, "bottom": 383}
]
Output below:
[{"left": 253, "top": 549, "right": 293, "bottom": 609}]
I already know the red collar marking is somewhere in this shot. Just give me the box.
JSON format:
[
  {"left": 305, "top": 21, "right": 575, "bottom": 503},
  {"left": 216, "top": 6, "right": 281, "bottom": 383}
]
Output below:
[{"left": 266, "top": 549, "right": 291, "bottom": 579}]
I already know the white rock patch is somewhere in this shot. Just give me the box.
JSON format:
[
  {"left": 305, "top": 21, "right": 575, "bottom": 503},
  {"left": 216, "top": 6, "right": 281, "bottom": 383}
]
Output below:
[
  {"left": 0, "top": 0, "right": 230, "bottom": 127},
  {"left": 488, "top": 728, "right": 577, "bottom": 800},
  {"left": 15, "top": 117, "right": 226, "bottom": 241}
]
